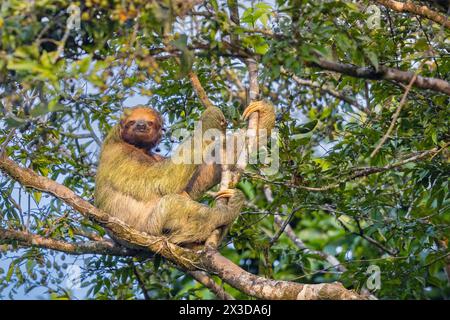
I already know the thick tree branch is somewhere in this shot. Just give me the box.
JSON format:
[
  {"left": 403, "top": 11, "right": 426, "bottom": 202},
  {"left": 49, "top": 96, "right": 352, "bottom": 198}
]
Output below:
[
  {"left": 207, "top": 59, "right": 262, "bottom": 247},
  {"left": 0, "top": 227, "right": 133, "bottom": 256},
  {"left": 375, "top": 0, "right": 450, "bottom": 29},
  {"left": 246, "top": 58, "right": 260, "bottom": 102},
  {"left": 0, "top": 147, "right": 365, "bottom": 299},
  {"left": 163, "top": 35, "right": 450, "bottom": 96},
  {"left": 202, "top": 249, "right": 362, "bottom": 299},
  {"left": 187, "top": 60, "right": 260, "bottom": 249},
  {"left": 0, "top": 155, "right": 199, "bottom": 270},
  {"left": 186, "top": 71, "right": 233, "bottom": 248},
  {"left": 313, "top": 59, "right": 450, "bottom": 95},
  {"left": 0, "top": 226, "right": 238, "bottom": 300},
  {"left": 187, "top": 32, "right": 450, "bottom": 96}
]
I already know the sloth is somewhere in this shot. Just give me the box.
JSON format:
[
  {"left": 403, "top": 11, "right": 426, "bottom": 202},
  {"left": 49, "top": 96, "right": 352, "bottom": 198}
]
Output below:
[{"left": 94, "top": 102, "right": 275, "bottom": 246}]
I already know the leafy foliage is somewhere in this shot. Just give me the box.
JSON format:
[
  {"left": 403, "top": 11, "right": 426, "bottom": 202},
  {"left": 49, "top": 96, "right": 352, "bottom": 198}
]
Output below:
[{"left": 0, "top": 0, "right": 449, "bottom": 299}]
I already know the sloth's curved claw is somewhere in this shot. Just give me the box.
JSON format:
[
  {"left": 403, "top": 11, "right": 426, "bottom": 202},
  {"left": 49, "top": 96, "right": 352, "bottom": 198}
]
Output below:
[
  {"left": 242, "top": 101, "right": 275, "bottom": 121},
  {"left": 242, "top": 103, "right": 261, "bottom": 121},
  {"left": 215, "top": 188, "right": 236, "bottom": 200}
]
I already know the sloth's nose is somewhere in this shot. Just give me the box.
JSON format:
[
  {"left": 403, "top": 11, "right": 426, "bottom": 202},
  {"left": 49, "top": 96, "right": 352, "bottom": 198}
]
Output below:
[{"left": 135, "top": 120, "right": 147, "bottom": 130}]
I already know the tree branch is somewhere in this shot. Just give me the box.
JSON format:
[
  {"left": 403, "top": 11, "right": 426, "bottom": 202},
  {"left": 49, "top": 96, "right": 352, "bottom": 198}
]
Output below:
[
  {"left": 130, "top": 261, "right": 151, "bottom": 300},
  {"left": 263, "top": 186, "right": 346, "bottom": 272},
  {"left": 0, "top": 141, "right": 366, "bottom": 299},
  {"left": 207, "top": 59, "right": 262, "bottom": 248},
  {"left": 186, "top": 70, "right": 233, "bottom": 248},
  {"left": 269, "top": 208, "right": 298, "bottom": 246},
  {"left": 0, "top": 227, "right": 134, "bottom": 256},
  {"left": 0, "top": 155, "right": 199, "bottom": 270},
  {"left": 370, "top": 66, "right": 420, "bottom": 158},
  {"left": 187, "top": 33, "right": 450, "bottom": 96},
  {"left": 188, "top": 71, "right": 215, "bottom": 109},
  {"left": 375, "top": 0, "right": 450, "bottom": 29},
  {"left": 273, "top": 216, "right": 347, "bottom": 272},
  {"left": 247, "top": 144, "right": 448, "bottom": 191},
  {"left": 202, "top": 249, "right": 362, "bottom": 299},
  {"left": 188, "top": 271, "right": 235, "bottom": 300},
  {"left": 282, "top": 67, "right": 369, "bottom": 113},
  {"left": 355, "top": 220, "right": 398, "bottom": 256},
  {"left": 313, "top": 59, "right": 450, "bottom": 96}
]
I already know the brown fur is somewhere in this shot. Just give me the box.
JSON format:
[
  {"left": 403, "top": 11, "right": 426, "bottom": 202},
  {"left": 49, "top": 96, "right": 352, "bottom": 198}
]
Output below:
[
  {"left": 119, "top": 107, "right": 163, "bottom": 150},
  {"left": 95, "top": 102, "right": 275, "bottom": 247},
  {"left": 95, "top": 106, "right": 244, "bottom": 246}
]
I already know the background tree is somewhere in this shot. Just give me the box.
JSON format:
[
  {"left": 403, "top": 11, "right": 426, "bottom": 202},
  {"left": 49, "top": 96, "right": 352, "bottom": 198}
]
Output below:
[{"left": 0, "top": 0, "right": 449, "bottom": 299}]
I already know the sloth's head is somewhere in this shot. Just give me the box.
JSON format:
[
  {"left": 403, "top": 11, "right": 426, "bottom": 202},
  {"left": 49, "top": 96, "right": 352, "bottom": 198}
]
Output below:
[{"left": 120, "top": 106, "right": 163, "bottom": 149}]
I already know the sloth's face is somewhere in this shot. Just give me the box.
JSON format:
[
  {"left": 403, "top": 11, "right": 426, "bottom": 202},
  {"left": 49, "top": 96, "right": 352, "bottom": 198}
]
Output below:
[{"left": 120, "top": 107, "right": 162, "bottom": 149}]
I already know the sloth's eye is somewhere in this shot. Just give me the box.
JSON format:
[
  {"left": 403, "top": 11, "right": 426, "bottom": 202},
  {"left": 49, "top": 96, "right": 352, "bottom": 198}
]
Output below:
[
  {"left": 128, "top": 121, "right": 136, "bottom": 126},
  {"left": 147, "top": 121, "right": 153, "bottom": 126}
]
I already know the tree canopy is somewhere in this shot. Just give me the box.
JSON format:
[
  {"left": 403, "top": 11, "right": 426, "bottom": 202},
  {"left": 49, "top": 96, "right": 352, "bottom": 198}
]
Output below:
[{"left": 0, "top": 0, "right": 449, "bottom": 299}]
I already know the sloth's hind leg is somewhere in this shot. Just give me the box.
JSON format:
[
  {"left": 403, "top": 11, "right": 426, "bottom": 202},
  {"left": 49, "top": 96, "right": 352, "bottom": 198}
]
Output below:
[{"left": 151, "top": 191, "right": 244, "bottom": 245}]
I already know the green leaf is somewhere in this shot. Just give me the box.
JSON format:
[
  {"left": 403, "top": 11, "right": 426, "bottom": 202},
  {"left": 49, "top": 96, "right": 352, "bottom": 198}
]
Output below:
[
  {"left": 33, "top": 191, "right": 42, "bottom": 204},
  {"left": 6, "top": 262, "right": 15, "bottom": 282},
  {"left": 297, "top": 120, "right": 318, "bottom": 133},
  {"left": 78, "top": 56, "right": 91, "bottom": 74},
  {"left": 4, "top": 116, "right": 26, "bottom": 128},
  {"left": 254, "top": 41, "right": 269, "bottom": 55},
  {"left": 365, "top": 50, "right": 379, "bottom": 71},
  {"left": 238, "top": 180, "right": 256, "bottom": 200},
  {"left": 179, "top": 49, "right": 194, "bottom": 76},
  {"left": 153, "top": 255, "right": 162, "bottom": 271},
  {"left": 171, "top": 34, "right": 194, "bottom": 76}
]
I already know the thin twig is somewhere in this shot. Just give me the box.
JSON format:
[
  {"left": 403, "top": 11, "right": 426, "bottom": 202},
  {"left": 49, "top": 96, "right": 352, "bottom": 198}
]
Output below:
[
  {"left": 282, "top": 67, "right": 368, "bottom": 113},
  {"left": 247, "top": 143, "right": 448, "bottom": 191},
  {"left": 188, "top": 271, "right": 235, "bottom": 300},
  {"left": 269, "top": 208, "right": 299, "bottom": 246},
  {"left": 370, "top": 67, "right": 421, "bottom": 158},
  {"left": 0, "top": 129, "right": 16, "bottom": 157},
  {"left": 130, "top": 261, "right": 151, "bottom": 300},
  {"left": 263, "top": 186, "right": 346, "bottom": 272},
  {"left": 354, "top": 218, "right": 398, "bottom": 256}
]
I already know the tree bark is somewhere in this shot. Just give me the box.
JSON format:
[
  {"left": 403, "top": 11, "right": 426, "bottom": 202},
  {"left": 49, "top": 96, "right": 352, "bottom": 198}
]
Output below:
[
  {"left": 314, "top": 59, "right": 450, "bottom": 95},
  {"left": 376, "top": 0, "right": 450, "bottom": 29}
]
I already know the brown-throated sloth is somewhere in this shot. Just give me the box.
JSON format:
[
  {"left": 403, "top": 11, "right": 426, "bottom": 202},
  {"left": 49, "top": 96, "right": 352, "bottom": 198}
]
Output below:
[{"left": 94, "top": 102, "right": 275, "bottom": 246}]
